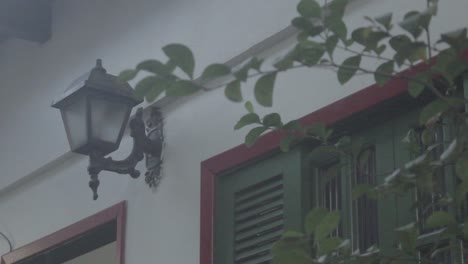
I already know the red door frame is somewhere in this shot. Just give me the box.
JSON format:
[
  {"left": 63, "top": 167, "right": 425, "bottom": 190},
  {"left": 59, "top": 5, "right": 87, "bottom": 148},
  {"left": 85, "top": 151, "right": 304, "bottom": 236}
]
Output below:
[
  {"left": 1, "top": 201, "right": 127, "bottom": 264},
  {"left": 199, "top": 59, "right": 443, "bottom": 264}
]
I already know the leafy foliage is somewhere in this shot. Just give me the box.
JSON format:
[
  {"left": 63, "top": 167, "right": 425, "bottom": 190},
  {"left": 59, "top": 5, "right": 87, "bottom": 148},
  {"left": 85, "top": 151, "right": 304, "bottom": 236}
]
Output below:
[{"left": 124, "top": 0, "right": 468, "bottom": 262}]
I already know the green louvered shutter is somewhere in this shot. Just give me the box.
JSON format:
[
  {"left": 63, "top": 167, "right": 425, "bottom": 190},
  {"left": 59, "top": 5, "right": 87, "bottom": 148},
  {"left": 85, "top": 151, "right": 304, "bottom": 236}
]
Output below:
[{"left": 215, "top": 148, "right": 305, "bottom": 264}]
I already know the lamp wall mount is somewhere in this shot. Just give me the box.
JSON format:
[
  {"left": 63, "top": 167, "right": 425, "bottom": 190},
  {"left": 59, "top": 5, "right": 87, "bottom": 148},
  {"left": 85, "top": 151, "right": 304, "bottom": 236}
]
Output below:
[{"left": 87, "top": 107, "right": 163, "bottom": 200}]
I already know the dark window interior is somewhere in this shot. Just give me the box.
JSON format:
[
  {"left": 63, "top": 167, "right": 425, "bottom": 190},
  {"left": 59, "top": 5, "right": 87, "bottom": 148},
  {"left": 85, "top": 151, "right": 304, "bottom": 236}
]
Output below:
[{"left": 16, "top": 220, "right": 116, "bottom": 264}]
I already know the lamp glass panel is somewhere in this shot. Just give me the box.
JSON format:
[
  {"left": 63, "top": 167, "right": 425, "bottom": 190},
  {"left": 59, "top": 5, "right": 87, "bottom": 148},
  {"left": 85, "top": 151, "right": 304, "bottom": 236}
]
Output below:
[
  {"left": 90, "top": 97, "right": 130, "bottom": 145},
  {"left": 61, "top": 95, "right": 88, "bottom": 150}
]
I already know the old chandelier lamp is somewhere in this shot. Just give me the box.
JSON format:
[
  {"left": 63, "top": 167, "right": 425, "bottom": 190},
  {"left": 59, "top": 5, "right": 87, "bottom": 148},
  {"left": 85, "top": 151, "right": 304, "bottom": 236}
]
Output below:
[{"left": 52, "top": 59, "right": 163, "bottom": 200}]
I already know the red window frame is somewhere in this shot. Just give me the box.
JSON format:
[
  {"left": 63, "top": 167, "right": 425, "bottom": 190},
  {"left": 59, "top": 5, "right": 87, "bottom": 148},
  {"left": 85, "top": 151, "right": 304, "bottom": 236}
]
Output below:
[{"left": 1, "top": 201, "right": 127, "bottom": 264}]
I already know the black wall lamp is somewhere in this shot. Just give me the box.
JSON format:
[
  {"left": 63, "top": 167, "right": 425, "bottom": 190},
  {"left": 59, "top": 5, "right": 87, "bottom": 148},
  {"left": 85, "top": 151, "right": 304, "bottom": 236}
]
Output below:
[{"left": 52, "top": 59, "right": 163, "bottom": 200}]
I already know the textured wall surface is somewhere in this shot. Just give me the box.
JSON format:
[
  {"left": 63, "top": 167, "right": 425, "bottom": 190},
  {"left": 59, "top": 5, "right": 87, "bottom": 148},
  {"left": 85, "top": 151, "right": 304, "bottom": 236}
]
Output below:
[{"left": 0, "top": 0, "right": 467, "bottom": 263}]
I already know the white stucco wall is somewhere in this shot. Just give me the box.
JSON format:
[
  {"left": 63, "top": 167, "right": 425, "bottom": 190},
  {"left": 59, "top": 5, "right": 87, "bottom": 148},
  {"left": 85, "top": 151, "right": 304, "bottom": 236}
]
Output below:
[{"left": 0, "top": 0, "right": 467, "bottom": 263}]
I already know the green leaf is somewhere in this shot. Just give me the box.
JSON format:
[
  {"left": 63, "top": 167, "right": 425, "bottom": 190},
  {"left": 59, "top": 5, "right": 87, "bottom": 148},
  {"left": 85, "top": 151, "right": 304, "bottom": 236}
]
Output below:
[
  {"left": 250, "top": 58, "right": 264, "bottom": 72},
  {"left": 325, "top": 35, "right": 339, "bottom": 57},
  {"left": 292, "top": 16, "right": 313, "bottom": 31},
  {"left": 441, "top": 28, "right": 468, "bottom": 51},
  {"left": 297, "top": 31, "right": 309, "bottom": 42},
  {"left": 318, "top": 237, "right": 343, "bottom": 256},
  {"left": 420, "top": 129, "right": 434, "bottom": 146},
  {"left": 145, "top": 79, "right": 169, "bottom": 102},
  {"left": 419, "top": 97, "right": 465, "bottom": 125},
  {"left": 395, "top": 223, "right": 417, "bottom": 254},
  {"left": 316, "top": 211, "right": 341, "bottom": 241},
  {"left": 389, "top": 35, "right": 412, "bottom": 51},
  {"left": 368, "top": 32, "right": 390, "bottom": 51},
  {"left": 234, "top": 67, "right": 249, "bottom": 82},
  {"left": 338, "top": 55, "right": 361, "bottom": 84},
  {"left": 274, "top": 49, "right": 297, "bottom": 70},
  {"left": 304, "top": 208, "right": 328, "bottom": 236},
  {"left": 280, "top": 134, "right": 295, "bottom": 152},
  {"left": 291, "top": 17, "right": 323, "bottom": 37},
  {"left": 162, "top": 43, "right": 195, "bottom": 78},
  {"left": 433, "top": 50, "right": 459, "bottom": 81},
  {"left": 399, "top": 11, "right": 423, "bottom": 38},
  {"left": 375, "top": 13, "right": 392, "bottom": 30},
  {"left": 272, "top": 235, "right": 311, "bottom": 264},
  {"left": 351, "top": 27, "right": 372, "bottom": 47},
  {"left": 136, "top": 60, "right": 172, "bottom": 76},
  {"left": 201, "top": 63, "right": 231, "bottom": 80},
  {"left": 328, "top": 0, "right": 348, "bottom": 18},
  {"left": 419, "top": 13, "right": 432, "bottom": 30},
  {"left": 296, "top": 42, "right": 325, "bottom": 66},
  {"left": 327, "top": 17, "right": 347, "bottom": 41},
  {"left": 224, "top": 80, "right": 242, "bottom": 102},
  {"left": 408, "top": 42, "right": 427, "bottom": 63},
  {"left": 408, "top": 79, "right": 425, "bottom": 98},
  {"left": 234, "top": 58, "right": 264, "bottom": 82},
  {"left": 390, "top": 36, "right": 423, "bottom": 66},
  {"left": 351, "top": 27, "right": 389, "bottom": 51},
  {"left": 297, "top": 0, "right": 321, "bottom": 18},
  {"left": 118, "top": 69, "right": 138, "bottom": 82},
  {"left": 254, "top": 73, "right": 277, "bottom": 107},
  {"left": 426, "top": 211, "right": 456, "bottom": 228},
  {"left": 234, "top": 113, "right": 261, "bottom": 130},
  {"left": 245, "top": 127, "right": 268, "bottom": 147},
  {"left": 376, "top": 44, "right": 387, "bottom": 55},
  {"left": 374, "top": 61, "right": 394, "bottom": 86},
  {"left": 134, "top": 76, "right": 165, "bottom": 101},
  {"left": 456, "top": 153, "right": 468, "bottom": 181},
  {"left": 263, "top": 113, "right": 282, "bottom": 128},
  {"left": 166, "top": 80, "right": 200, "bottom": 96},
  {"left": 283, "top": 120, "right": 302, "bottom": 132},
  {"left": 244, "top": 101, "right": 254, "bottom": 113},
  {"left": 307, "top": 122, "right": 327, "bottom": 139},
  {"left": 335, "top": 136, "right": 351, "bottom": 148}
]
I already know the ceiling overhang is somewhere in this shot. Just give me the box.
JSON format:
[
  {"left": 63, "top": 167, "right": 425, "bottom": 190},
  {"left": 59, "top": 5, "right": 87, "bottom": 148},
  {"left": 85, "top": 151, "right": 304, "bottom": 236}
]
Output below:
[{"left": 0, "top": 0, "right": 52, "bottom": 43}]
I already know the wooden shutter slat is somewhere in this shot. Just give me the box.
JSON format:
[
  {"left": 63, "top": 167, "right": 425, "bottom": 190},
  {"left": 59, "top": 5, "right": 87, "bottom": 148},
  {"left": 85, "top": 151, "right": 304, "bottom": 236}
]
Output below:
[
  {"left": 235, "top": 183, "right": 283, "bottom": 205},
  {"left": 235, "top": 175, "right": 282, "bottom": 200},
  {"left": 235, "top": 199, "right": 284, "bottom": 221},
  {"left": 235, "top": 205, "right": 283, "bottom": 228},
  {"left": 235, "top": 223, "right": 284, "bottom": 242},
  {"left": 235, "top": 192, "right": 283, "bottom": 214},
  {"left": 235, "top": 228, "right": 283, "bottom": 251},
  {"left": 235, "top": 215, "right": 283, "bottom": 234}
]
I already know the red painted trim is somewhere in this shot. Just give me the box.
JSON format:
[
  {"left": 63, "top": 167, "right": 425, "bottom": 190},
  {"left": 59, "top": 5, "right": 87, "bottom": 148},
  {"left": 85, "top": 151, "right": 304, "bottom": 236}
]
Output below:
[
  {"left": 200, "top": 165, "right": 215, "bottom": 264},
  {"left": 116, "top": 202, "right": 126, "bottom": 264},
  {"left": 1, "top": 201, "right": 127, "bottom": 264}
]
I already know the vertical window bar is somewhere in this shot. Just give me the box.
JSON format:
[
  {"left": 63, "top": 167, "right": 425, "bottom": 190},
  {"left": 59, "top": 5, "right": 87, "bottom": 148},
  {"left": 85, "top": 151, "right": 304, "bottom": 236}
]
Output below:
[
  {"left": 319, "top": 163, "right": 342, "bottom": 237},
  {"left": 356, "top": 147, "right": 379, "bottom": 252}
]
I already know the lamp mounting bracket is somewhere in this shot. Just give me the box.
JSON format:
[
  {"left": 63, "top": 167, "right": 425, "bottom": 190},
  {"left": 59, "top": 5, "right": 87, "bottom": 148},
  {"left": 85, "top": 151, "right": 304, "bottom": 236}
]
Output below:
[{"left": 87, "top": 107, "right": 164, "bottom": 200}]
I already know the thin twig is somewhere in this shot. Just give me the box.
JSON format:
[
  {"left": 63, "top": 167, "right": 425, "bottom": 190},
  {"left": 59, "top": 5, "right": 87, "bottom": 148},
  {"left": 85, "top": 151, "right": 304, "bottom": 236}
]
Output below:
[
  {"left": 0, "top": 231, "right": 12, "bottom": 253},
  {"left": 336, "top": 45, "right": 414, "bottom": 68}
]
